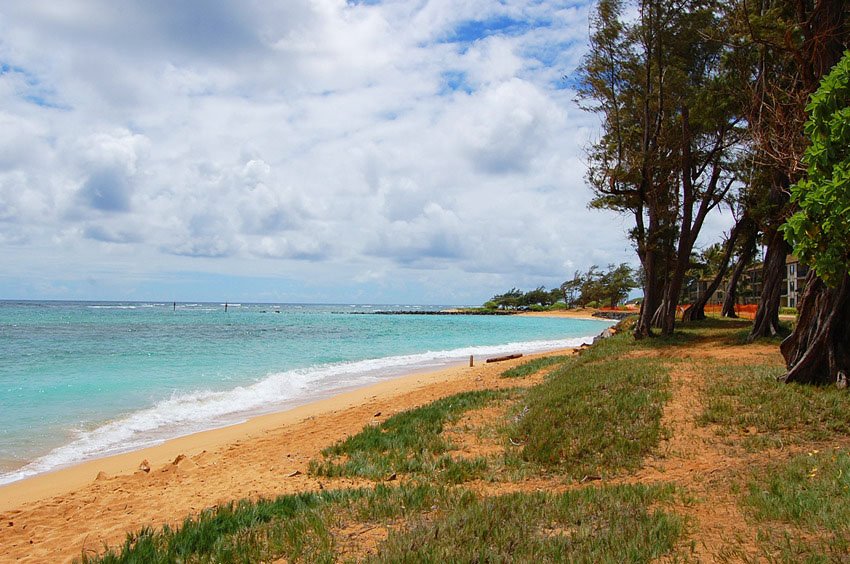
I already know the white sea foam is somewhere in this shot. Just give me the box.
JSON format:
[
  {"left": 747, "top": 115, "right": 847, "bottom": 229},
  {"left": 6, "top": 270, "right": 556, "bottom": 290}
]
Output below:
[{"left": 0, "top": 333, "right": 603, "bottom": 485}]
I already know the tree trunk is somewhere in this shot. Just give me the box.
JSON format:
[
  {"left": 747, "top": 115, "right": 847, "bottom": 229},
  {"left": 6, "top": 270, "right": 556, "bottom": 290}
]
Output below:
[
  {"left": 749, "top": 227, "right": 790, "bottom": 340},
  {"left": 683, "top": 219, "right": 745, "bottom": 322},
  {"left": 780, "top": 272, "right": 850, "bottom": 385},
  {"left": 721, "top": 238, "right": 756, "bottom": 318},
  {"left": 635, "top": 248, "right": 664, "bottom": 338}
]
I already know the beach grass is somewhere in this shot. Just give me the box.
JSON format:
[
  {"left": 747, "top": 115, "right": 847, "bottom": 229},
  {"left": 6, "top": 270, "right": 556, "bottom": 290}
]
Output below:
[
  {"left": 512, "top": 331, "right": 670, "bottom": 479},
  {"left": 80, "top": 484, "right": 445, "bottom": 563},
  {"left": 308, "top": 389, "right": 510, "bottom": 482},
  {"left": 79, "top": 482, "right": 683, "bottom": 563},
  {"left": 699, "top": 362, "right": 850, "bottom": 449},
  {"left": 366, "top": 483, "right": 683, "bottom": 563},
  {"left": 741, "top": 449, "right": 850, "bottom": 560},
  {"left": 500, "top": 354, "right": 574, "bottom": 378},
  {"left": 311, "top": 327, "right": 672, "bottom": 484}
]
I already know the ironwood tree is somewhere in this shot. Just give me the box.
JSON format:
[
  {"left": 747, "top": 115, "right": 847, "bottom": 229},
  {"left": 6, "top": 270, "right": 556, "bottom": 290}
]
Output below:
[
  {"left": 727, "top": 0, "right": 850, "bottom": 340},
  {"left": 780, "top": 51, "right": 850, "bottom": 385},
  {"left": 578, "top": 0, "right": 743, "bottom": 337}
]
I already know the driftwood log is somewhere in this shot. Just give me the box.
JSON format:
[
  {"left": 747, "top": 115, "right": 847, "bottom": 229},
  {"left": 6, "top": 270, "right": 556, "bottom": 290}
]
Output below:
[{"left": 486, "top": 353, "right": 523, "bottom": 363}]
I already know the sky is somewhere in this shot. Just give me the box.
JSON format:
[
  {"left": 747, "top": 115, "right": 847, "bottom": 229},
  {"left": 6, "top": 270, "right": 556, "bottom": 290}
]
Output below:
[{"left": 0, "top": 0, "right": 731, "bottom": 305}]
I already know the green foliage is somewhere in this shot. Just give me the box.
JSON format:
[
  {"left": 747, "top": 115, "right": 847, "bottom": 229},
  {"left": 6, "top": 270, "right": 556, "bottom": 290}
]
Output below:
[
  {"left": 309, "top": 390, "right": 507, "bottom": 481},
  {"left": 784, "top": 50, "right": 850, "bottom": 287},
  {"left": 515, "top": 332, "right": 669, "bottom": 478},
  {"left": 487, "top": 263, "right": 637, "bottom": 310},
  {"left": 488, "top": 286, "right": 558, "bottom": 309},
  {"left": 80, "top": 484, "right": 454, "bottom": 563},
  {"left": 742, "top": 449, "right": 850, "bottom": 559},
  {"left": 562, "top": 263, "right": 638, "bottom": 308},
  {"left": 82, "top": 490, "right": 336, "bottom": 563}
]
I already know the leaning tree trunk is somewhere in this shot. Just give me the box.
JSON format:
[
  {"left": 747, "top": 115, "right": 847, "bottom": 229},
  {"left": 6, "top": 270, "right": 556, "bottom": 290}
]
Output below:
[
  {"left": 749, "top": 228, "right": 791, "bottom": 340},
  {"left": 682, "top": 257, "right": 729, "bottom": 322},
  {"left": 721, "top": 231, "right": 757, "bottom": 318},
  {"left": 683, "top": 219, "right": 744, "bottom": 322},
  {"left": 780, "top": 272, "right": 850, "bottom": 385}
]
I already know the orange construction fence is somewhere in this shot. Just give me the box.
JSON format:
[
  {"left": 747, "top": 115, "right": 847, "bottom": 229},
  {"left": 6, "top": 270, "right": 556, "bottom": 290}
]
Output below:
[{"left": 599, "top": 303, "right": 759, "bottom": 319}]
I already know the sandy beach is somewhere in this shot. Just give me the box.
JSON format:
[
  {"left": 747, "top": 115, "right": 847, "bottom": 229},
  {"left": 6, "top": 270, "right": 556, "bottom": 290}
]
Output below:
[{"left": 0, "top": 310, "right": 598, "bottom": 563}]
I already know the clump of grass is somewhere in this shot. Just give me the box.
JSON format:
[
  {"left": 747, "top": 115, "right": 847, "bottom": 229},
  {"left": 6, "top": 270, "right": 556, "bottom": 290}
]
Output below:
[
  {"left": 699, "top": 364, "right": 850, "bottom": 447},
  {"left": 501, "top": 355, "right": 573, "bottom": 378},
  {"left": 742, "top": 449, "right": 850, "bottom": 560},
  {"left": 82, "top": 482, "right": 683, "bottom": 563},
  {"left": 81, "top": 484, "right": 455, "bottom": 563},
  {"left": 81, "top": 490, "right": 339, "bottom": 563},
  {"left": 309, "top": 389, "right": 508, "bottom": 481},
  {"left": 368, "top": 483, "right": 683, "bottom": 563},
  {"left": 513, "top": 331, "right": 669, "bottom": 478}
]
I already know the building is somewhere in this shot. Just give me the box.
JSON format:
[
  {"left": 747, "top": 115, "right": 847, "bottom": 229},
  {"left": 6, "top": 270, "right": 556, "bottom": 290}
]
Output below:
[
  {"left": 783, "top": 255, "right": 808, "bottom": 308},
  {"left": 684, "top": 255, "right": 806, "bottom": 310}
]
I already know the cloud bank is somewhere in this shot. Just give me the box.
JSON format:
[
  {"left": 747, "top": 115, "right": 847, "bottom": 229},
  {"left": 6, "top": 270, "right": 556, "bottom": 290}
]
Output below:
[{"left": 0, "top": 0, "right": 658, "bottom": 304}]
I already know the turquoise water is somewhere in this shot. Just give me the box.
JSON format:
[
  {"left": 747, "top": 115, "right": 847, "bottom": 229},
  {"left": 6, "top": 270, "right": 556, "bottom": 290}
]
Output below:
[{"left": 0, "top": 301, "right": 612, "bottom": 484}]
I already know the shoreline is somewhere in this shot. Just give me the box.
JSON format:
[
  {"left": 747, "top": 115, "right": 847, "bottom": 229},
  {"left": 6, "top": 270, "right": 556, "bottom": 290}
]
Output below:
[
  {"left": 0, "top": 310, "right": 605, "bottom": 508},
  {"left": 0, "top": 342, "right": 584, "bottom": 562},
  {"left": 0, "top": 309, "right": 610, "bottom": 491},
  {"left": 0, "top": 358, "right": 474, "bottom": 511}
]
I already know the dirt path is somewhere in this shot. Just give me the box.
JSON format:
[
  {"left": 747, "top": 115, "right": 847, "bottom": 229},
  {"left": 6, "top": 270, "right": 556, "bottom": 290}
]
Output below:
[{"left": 623, "top": 341, "right": 784, "bottom": 561}]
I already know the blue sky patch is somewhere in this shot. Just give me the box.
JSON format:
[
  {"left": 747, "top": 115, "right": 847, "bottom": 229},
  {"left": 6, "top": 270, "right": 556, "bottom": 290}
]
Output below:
[
  {"left": 448, "top": 15, "right": 541, "bottom": 43},
  {"left": 0, "top": 61, "right": 68, "bottom": 109},
  {"left": 440, "top": 71, "right": 473, "bottom": 94}
]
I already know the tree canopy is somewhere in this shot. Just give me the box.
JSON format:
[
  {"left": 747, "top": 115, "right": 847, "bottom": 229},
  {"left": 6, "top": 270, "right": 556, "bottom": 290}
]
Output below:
[
  {"left": 577, "top": 0, "right": 744, "bottom": 336},
  {"left": 783, "top": 50, "right": 850, "bottom": 286}
]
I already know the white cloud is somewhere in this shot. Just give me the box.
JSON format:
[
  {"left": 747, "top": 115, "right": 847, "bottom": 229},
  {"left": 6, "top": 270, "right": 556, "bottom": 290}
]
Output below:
[{"left": 0, "top": 0, "right": 664, "bottom": 303}]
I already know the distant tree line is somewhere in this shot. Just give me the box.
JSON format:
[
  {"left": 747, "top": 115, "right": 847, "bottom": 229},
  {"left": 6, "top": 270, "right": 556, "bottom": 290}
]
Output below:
[{"left": 486, "top": 263, "right": 638, "bottom": 310}]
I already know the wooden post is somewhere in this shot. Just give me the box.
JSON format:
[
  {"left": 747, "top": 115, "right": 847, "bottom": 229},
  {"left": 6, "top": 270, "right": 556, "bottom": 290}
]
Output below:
[{"left": 469, "top": 355, "right": 474, "bottom": 367}]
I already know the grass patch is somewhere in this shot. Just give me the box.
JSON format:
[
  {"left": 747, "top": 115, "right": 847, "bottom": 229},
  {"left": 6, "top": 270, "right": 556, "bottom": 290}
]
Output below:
[
  {"left": 501, "top": 355, "right": 573, "bottom": 378},
  {"left": 513, "top": 331, "right": 669, "bottom": 478},
  {"left": 699, "top": 364, "right": 850, "bottom": 447},
  {"left": 81, "top": 482, "right": 683, "bottom": 563},
  {"left": 309, "top": 389, "right": 508, "bottom": 482},
  {"left": 368, "top": 483, "right": 684, "bottom": 563},
  {"left": 742, "top": 449, "right": 850, "bottom": 560},
  {"left": 79, "top": 484, "right": 451, "bottom": 564}
]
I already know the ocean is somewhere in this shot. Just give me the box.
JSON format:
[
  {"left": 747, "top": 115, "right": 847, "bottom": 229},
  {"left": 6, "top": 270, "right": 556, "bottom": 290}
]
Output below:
[{"left": 0, "top": 301, "right": 613, "bottom": 485}]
